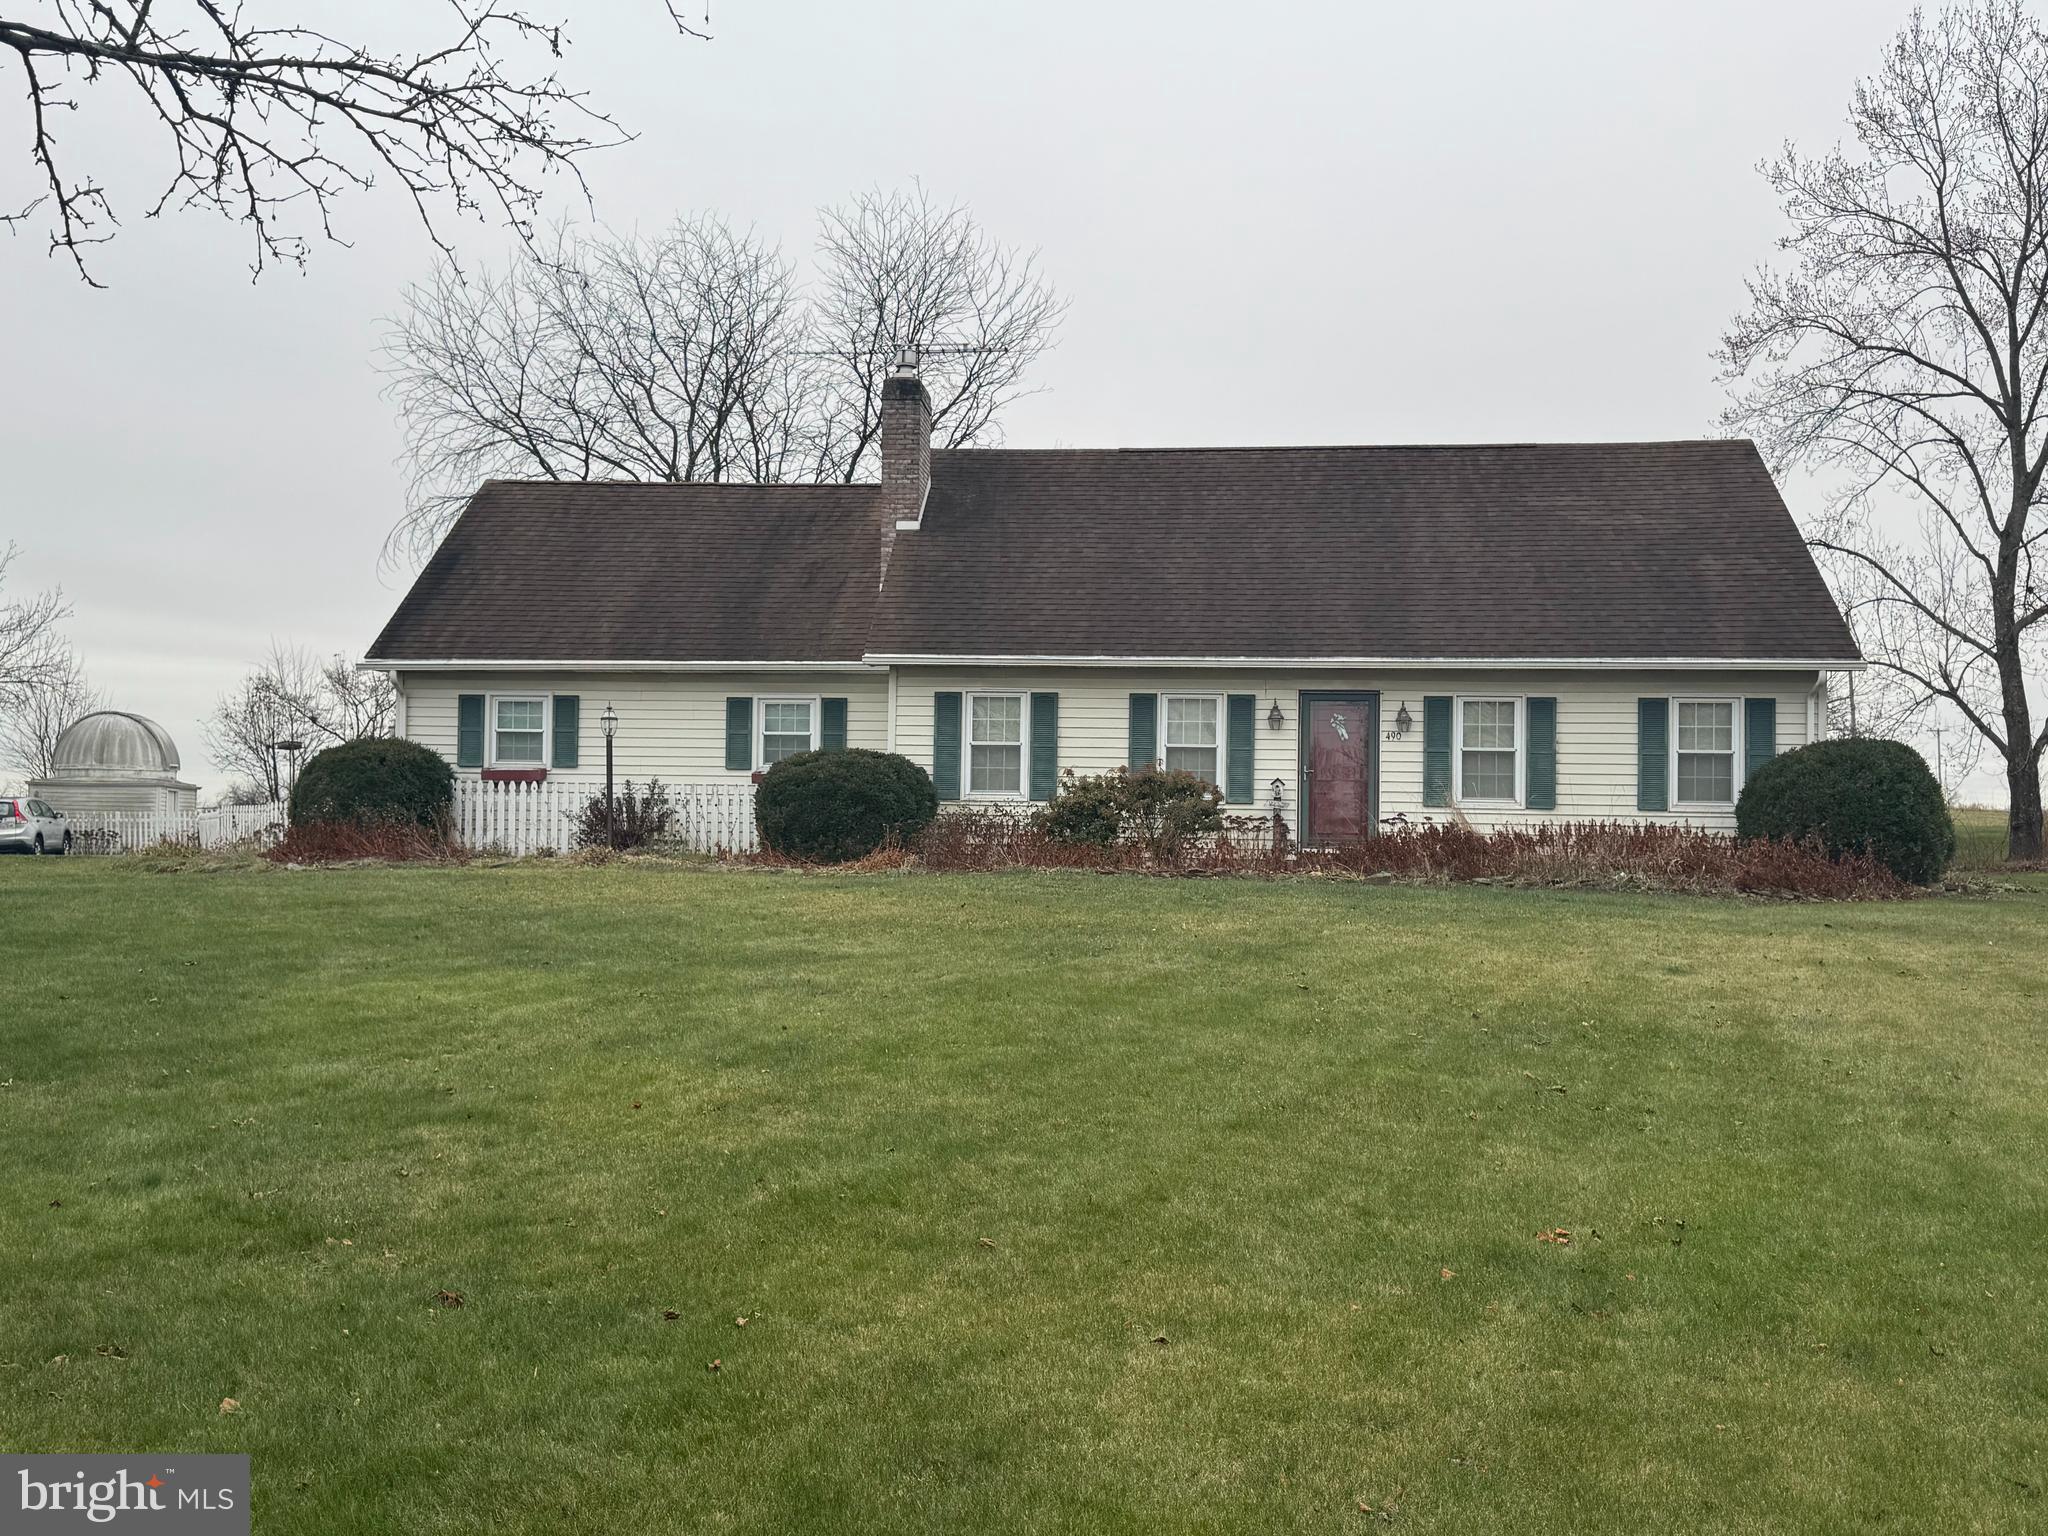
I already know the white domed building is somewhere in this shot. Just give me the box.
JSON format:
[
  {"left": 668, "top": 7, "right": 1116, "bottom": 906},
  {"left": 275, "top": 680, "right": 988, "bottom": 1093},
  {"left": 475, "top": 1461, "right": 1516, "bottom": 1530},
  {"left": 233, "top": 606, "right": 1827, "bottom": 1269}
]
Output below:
[{"left": 30, "top": 711, "right": 199, "bottom": 816}]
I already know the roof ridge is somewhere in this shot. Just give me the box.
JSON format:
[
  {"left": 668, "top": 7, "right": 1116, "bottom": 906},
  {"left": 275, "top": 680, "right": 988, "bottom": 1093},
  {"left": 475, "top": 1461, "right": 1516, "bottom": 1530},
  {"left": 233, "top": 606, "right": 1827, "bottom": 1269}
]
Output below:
[{"left": 934, "top": 439, "right": 1753, "bottom": 455}]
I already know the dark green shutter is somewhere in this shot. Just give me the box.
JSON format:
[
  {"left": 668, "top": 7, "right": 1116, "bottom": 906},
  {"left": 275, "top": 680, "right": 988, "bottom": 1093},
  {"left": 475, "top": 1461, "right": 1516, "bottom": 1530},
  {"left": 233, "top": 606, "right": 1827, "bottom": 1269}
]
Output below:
[
  {"left": 725, "top": 697, "right": 753, "bottom": 772},
  {"left": 1128, "top": 693, "right": 1158, "bottom": 770},
  {"left": 932, "top": 692, "right": 963, "bottom": 800},
  {"left": 1637, "top": 698, "right": 1669, "bottom": 811},
  {"left": 456, "top": 694, "right": 485, "bottom": 768},
  {"left": 821, "top": 697, "right": 849, "bottom": 751},
  {"left": 1225, "top": 694, "right": 1256, "bottom": 803},
  {"left": 1029, "top": 692, "right": 1059, "bottom": 801},
  {"left": 550, "top": 695, "right": 580, "bottom": 769},
  {"left": 1744, "top": 697, "right": 1776, "bottom": 782},
  {"left": 1422, "top": 696, "right": 1452, "bottom": 807},
  {"left": 1526, "top": 697, "right": 1557, "bottom": 811}
]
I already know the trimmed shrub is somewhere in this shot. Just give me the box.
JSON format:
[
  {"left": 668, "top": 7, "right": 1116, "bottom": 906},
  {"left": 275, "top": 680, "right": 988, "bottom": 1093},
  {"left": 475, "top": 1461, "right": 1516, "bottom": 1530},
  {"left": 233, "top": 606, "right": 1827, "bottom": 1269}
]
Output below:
[
  {"left": 1736, "top": 737, "right": 1954, "bottom": 885},
  {"left": 1035, "top": 766, "right": 1224, "bottom": 853},
  {"left": 1034, "top": 769, "right": 1128, "bottom": 846},
  {"left": 755, "top": 748, "right": 939, "bottom": 863},
  {"left": 289, "top": 737, "right": 455, "bottom": 830},
  {"left": 572, "top": 779, "right": 676, "bottom": 851}
]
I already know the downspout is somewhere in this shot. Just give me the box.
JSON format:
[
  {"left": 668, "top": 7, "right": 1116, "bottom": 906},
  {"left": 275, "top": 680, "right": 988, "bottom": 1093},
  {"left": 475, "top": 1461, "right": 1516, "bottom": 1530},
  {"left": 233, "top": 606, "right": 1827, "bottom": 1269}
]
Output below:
[{"left": 886, "top": 667, "right": 898, "bottom": 754}]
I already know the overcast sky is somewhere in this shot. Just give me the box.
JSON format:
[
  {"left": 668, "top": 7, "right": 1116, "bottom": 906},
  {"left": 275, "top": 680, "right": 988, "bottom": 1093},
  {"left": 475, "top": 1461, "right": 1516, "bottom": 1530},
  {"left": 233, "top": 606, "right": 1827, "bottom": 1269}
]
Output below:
[{"left": 7, "top": 0, "right": 1995, "bottom": 798}]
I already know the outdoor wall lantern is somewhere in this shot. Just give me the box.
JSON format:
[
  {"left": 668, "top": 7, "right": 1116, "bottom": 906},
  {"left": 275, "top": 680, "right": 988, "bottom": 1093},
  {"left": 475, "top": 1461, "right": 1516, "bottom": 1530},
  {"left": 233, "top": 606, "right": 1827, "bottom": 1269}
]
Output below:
[
  {"left": 1394, "top": 702, "right": 1413, "bottom": 736},
  {"left": 1267, "top": 700, "right": 1285, "bottom": 731},
  {"left": 600, "top": 704, "right": 619, "bottom": 739}
]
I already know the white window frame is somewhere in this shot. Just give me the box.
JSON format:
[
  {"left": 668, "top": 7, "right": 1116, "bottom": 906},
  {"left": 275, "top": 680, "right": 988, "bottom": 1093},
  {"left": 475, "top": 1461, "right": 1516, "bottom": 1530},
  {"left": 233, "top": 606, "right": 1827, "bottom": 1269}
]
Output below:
[
  {"left": 1670, "top": 695, "right": 1744, "bottom": 810},
  {"left": 965, "top": 690, "right": 1030, "bottom": 800},
  {"left": 488, "top": 693, "right": 550, "bottom": 768},
  {"left": 1158, "top": 691, "right": 1226, "bottom": 789},
  {"left": 756, "top": 695, "right": 822, "bottom": 769},
  {"left": 1453, "top": 694, "right": 1524, "bottom": 807}
]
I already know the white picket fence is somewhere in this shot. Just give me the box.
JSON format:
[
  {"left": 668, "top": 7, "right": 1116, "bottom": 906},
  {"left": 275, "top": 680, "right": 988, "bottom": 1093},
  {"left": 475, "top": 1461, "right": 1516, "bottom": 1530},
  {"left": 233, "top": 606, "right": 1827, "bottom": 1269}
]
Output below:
[
  {"left": 452, "top": 778, "right": 758, "bottom": 856},
  {"left": 67, "top": 800, "right": 289, "bottom": 855}
]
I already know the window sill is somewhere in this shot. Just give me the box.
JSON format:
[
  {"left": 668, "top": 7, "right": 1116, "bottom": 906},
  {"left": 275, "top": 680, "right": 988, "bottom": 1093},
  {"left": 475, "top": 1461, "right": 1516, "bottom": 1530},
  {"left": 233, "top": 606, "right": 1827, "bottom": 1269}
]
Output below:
[{"left": 482, "top": 767, "right": 548, "bottom": 783}]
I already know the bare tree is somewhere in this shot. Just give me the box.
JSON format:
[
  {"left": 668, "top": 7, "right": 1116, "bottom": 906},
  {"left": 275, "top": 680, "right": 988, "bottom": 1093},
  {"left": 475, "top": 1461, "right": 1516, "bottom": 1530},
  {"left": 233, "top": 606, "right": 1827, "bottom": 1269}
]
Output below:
[
  {"left": 1721, "top": 0, "right": 2048, "bottom": 860},
  {"left": 1, "top": 2, "right": 708, "bottom": 284},
  {"left": 808, "top": 184, "right": 1064, "bottom": 482},
  {"left": 382, "top": 186, "right": 1064, "bottom": 561},
  {"left": 0, "top": 544, "right": 68, "bottom": 714},
  {"left": 0, "top": 640, "right": 101, "bottom": 781},
  {"left": 202, "top": 643, "right": 394, "bottom": 801},
  {"left": 385, "top": 216, "right": 811, "bottom": 551}
]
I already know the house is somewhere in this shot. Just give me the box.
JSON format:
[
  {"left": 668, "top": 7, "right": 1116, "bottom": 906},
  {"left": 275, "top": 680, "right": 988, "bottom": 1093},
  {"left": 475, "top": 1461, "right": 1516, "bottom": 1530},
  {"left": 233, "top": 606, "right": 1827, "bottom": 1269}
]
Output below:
[{"left": 365, "top": 361, "right": 1860, "bottom": 843}]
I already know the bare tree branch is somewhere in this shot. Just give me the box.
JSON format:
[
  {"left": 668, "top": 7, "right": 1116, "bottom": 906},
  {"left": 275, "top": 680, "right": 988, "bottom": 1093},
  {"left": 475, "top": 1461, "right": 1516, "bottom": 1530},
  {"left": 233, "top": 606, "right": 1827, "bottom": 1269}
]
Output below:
[
  {"left": 0, "top": 638, "right": 100, "bottom": 781},
  {"left": 200, "top": 641, "right": 393, "bottom": 801},
  {"left": 0, "top": 543, "right": 70, "bottom": 714},
  {"left": 0, "top": 2, "right": 709, "bottom": 282}
]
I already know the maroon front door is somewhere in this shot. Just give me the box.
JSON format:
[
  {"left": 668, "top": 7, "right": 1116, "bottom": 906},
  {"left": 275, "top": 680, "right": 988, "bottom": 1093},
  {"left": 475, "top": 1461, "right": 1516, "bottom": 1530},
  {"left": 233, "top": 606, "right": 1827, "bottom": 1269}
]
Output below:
[{"left": 1301, "top": 692, "right": 1376, "bottom": 844}]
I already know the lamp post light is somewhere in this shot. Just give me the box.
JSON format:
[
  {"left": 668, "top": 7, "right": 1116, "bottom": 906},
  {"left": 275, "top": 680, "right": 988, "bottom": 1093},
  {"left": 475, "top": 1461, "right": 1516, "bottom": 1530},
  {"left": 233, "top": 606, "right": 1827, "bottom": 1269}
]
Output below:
[
  {"left": 270, "top": 737, "right": 305, "bottom": 803},
  {"left": 600, "top": 704, "right": 619, "bottom": 849}
]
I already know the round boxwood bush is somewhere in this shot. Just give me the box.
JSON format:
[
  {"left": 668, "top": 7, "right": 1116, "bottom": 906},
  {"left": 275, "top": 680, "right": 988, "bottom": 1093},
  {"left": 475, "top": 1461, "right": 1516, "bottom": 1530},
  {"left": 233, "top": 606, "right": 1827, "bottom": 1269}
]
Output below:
[
  {"left": 1735, "top": 737, "right": 1954, "bottom": 884},
  {"left": 754, "top": 748, "right": 939, "bottom": 862},
  {"left": 289, "top": 737, "right": 456, "bottom": 829}
]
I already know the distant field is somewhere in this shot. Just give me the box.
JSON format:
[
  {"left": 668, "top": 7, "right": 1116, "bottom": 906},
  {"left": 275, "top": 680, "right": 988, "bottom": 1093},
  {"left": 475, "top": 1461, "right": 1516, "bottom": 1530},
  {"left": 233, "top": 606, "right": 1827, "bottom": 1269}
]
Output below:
[
  {"left": 1951, "top": 805, "right": 2018, "bottom": 869},
  {"left": 3, "top": 860, "right": 2045, "bottom": 1533}
]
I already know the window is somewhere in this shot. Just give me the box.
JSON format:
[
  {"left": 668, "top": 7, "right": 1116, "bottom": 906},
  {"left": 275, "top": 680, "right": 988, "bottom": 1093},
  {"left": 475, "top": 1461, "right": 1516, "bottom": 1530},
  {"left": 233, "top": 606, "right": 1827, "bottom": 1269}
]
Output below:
[
  {"left": 492, "top": 696, "right": 546, "bottom": 765},
  {"left": 1457, "top": 697, "right": 1521, "bottom": 803},
  {"left": 759, "top": 698, "right": 817, "bottom": 766},
  {"left": 968, "top": 692, "right": 1025, "bottom": 795},
  {"left": 1674, "top": 699, "right": 1737, "bottom": 804},
  {"left": 1162, "top": 694, "right": 1221, "bottom": 785}
]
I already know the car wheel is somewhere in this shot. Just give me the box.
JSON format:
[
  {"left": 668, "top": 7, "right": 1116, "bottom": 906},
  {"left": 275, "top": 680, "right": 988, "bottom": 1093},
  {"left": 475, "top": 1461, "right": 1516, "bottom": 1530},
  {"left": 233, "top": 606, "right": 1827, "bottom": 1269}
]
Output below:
[
  {"left": 60, "top": 832, "right": 72, "bottom": 855},
  {"left": 31, "top": 835, "right": 44, "bottom": 855}
]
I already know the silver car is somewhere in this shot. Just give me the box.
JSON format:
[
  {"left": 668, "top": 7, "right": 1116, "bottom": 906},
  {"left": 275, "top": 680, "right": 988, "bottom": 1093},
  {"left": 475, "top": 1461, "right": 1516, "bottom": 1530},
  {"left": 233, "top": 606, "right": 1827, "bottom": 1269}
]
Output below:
[{"left": 0, "top": 796, "right": 71, "bottom": 855}]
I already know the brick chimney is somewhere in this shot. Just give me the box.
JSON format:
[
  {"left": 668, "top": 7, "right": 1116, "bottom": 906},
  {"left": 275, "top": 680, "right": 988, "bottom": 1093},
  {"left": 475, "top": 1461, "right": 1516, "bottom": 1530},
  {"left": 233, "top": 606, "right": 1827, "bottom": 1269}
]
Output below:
[{"left": 877, "top": 353, "right": 931, "bottom": 586}]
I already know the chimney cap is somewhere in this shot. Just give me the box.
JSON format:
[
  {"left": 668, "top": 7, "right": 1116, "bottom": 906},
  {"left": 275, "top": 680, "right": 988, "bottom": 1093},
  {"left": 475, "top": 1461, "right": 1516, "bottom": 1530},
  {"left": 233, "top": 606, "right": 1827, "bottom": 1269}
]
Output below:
[{"left": 891, "top": 348, "right": 921, "bottom": 377}]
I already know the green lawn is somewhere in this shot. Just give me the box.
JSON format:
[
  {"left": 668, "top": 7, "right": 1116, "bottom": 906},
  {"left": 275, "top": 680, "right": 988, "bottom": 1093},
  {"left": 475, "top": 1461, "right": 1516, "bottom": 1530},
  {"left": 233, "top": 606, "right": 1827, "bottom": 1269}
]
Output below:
[{"left": 3, "top": 861, "right": 2045, "bottom": 1533}]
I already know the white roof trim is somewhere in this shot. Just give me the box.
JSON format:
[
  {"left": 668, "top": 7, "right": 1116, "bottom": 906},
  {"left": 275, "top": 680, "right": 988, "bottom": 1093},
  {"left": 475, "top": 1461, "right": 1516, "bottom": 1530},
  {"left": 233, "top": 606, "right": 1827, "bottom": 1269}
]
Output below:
[
  {"left": 360, "top": 658, "right": 876, "bottom": 673},
  {"left": 860, "top": 654, "right": 1866, "bottom": 672},
  {"left": 363, "top": 655, "right": 1865, "bottom": 674}
]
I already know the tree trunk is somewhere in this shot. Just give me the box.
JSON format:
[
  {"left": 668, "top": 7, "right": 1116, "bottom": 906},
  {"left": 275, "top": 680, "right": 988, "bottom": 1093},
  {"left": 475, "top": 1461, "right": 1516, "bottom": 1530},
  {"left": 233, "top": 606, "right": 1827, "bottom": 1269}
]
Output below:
[{"left": 2009, "top": 750, "right": 2045, "bottom": 861}]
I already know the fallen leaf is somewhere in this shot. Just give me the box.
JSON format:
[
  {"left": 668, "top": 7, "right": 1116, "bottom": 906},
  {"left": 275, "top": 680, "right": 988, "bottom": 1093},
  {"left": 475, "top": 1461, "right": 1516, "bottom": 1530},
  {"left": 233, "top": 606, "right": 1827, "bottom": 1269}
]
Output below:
[
  {"left": 1440, "top": 1268, "right": 1456, "bottom": 1280},
  {"left": 662, "top": 1310, "right": 680, "bottom": 1322},
  {"left": 433, "top": 1289, "right": 465, "bottom": 1308},
  {"left": 48, "top": 1200, "right": 60, "bottom": 1209},
  {"left": 1152, "top": 1334, "right": 1169, "bottom": 1346},
  {"left": 734, "top": 1317, "right": 748, "bottom": 1328},
  {"left": 94, "top": 1344, "right": 127, "bottom": 1359},
  {"left": 977, "top": 1237, "right": 996, "bottom": 1249},
  {"left": 631, "top": 1102, "right": 642, "bottom": 1110},
  {"left": 707, "top": 1359, "right": 721, "bottom": 1372},
  {"left": 218, "top": 1397, "right": 240, "bottom": 1415},
  {"left": 1537, "top": 1228, "right": 1572, "bottom": 1245}
]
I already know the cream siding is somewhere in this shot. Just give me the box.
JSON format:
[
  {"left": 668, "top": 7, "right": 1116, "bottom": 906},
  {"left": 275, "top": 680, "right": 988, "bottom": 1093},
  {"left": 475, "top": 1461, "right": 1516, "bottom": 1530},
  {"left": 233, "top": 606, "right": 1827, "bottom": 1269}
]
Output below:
[
  {"left": 395, "top": 664, "right": 1826, "bottom": 833},
  {"left": 397, "top": 671, "right": 889, "bottom": 781},
  {"left": 890, "top": 668, "right": 1823, "bottom": 832}
]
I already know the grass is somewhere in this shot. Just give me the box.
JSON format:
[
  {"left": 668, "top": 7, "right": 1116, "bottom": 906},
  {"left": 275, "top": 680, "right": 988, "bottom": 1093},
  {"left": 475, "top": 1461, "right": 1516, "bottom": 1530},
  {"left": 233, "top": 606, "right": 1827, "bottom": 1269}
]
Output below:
[{"left": 3, "top": 859, "right": 2045, "bottom": 1533}]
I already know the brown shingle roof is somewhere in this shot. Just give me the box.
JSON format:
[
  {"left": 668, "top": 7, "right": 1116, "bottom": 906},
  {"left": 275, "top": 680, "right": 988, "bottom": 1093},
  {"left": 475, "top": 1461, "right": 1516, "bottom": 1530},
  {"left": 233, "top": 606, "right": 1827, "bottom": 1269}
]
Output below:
[
  {"left": 367, "top": 480, "right": 880, "bottom": 662},
  {"left": 367, "top": 442, "right": 1859, "bottom": 665},
  {"left": 867, "top": 441, "right": 1858, "bottom": 661}
]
